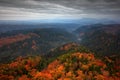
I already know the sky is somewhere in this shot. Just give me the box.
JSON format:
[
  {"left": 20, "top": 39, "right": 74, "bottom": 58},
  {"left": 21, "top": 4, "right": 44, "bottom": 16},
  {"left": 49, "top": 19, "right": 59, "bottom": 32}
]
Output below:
[{"left": 0, "top": 0, "right": 120, "bottom": 20}]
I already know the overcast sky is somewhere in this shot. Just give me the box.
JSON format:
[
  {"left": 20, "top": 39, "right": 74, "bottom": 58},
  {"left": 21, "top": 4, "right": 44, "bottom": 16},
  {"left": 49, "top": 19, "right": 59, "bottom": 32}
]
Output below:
[{"left": 0, "top": 0, "right": 120, "bottom": 20}]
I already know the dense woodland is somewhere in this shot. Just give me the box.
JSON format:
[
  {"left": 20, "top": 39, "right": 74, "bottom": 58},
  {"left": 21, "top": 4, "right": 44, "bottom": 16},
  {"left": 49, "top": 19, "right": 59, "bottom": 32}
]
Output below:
[
  {"left": 0, "top": 28, "right": 76, "bottom": 63},
  {"left": 75, "top": 24, "right": 120, "bottom": 56},
  {"left": 0, "top": 43, "right": 119, "bottom": 80},
  {"left": 0, "top": 24, "right": 120, "bottom": 80}
]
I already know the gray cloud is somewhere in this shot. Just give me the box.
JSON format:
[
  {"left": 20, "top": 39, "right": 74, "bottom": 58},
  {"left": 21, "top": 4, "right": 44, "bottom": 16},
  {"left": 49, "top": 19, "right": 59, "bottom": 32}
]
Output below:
[{"left": 0, "top": 0, "right": 120, "bottom": 20}]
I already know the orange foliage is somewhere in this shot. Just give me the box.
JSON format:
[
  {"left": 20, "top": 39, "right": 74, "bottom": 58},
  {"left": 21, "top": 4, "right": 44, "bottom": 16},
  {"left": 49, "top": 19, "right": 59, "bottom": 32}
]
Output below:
[
  {"left": 81, "top": 64, "right": 89, "bottom": 70},
  {"left": 94, "top": 59, "right": 105, "bottom": 67},
  {"left": 34, "top": 72, "right": 52, "bottom": 80},
  {"left": 102, "top": 71, "right": 109, "bottom": 76},
  {"left": 0, "top": 74, "right": 14, "bottom": 80},
  {"left": 9, "top": 62, "right": 19, "bottom": 68},
  {"left": 0, "top": 52, "right": 120, "bottom": 80},
  {"left": 57, "top": 65, "right": 64, "bottom": 72},
  {"left": 94, "top": 74, "right": 105, "bottom": 80},
  {"left": 18, "top": 75, "right": 30, "bottom": 80},
  {"left": 63, "top": 78, "right": 71, "bottom": 80},
  {"left": 0, "top": 33, "right": 40, "bottom": 47},
  {"left": 0, "top": 34, "right": 31, "bottom": 47}
]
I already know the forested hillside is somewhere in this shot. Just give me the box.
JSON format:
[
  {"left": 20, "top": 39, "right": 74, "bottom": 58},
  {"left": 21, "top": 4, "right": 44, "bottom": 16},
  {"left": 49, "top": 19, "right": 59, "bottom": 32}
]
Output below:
[
  {"left": 75, "top": 24, "right": 120, "bottom": 56},
  {"left": 0, "top": 24, "right": 120, "bottom": 80},
  {"left": 0, "top": 28, "right": 76, "bottom": 63},
  {"left": 0, "top": 44, "right": 119, "bottom": 80}
]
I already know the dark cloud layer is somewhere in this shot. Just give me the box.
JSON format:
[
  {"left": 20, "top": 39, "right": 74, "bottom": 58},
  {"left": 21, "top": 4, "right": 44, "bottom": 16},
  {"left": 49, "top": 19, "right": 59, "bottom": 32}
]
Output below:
[{"left": 0, "top": 0, "right": 120, "bottom": 20}]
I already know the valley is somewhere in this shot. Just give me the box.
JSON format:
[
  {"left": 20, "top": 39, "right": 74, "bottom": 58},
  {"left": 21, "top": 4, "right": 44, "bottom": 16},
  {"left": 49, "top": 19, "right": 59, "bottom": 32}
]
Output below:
[{"left": 0, "top": 23, "right": 120, "bottom": 80}]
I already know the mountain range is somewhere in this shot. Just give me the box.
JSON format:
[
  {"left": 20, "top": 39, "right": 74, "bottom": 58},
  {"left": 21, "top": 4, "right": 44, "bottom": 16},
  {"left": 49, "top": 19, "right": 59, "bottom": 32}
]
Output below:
[{"left": 0, "top": 23, "right": 120, "bottom": 79}]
